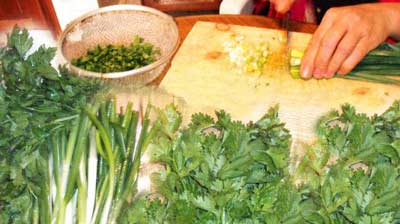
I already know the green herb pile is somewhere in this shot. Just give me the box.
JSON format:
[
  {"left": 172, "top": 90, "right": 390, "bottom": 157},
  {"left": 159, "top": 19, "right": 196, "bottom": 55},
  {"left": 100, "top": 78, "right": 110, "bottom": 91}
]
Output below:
[
  {"left": 121, "top": 102, "right": 400, "bottom": 223},
  {"left": 290, "top": 43, "right": 400, "bottom": 85},
  {"left": 121, "top": 106, "right": 292, "bottom": 223},
  {"left": 71, "top": 36, "right": 160, "bottom": 73},
  {"left": 293, "top": 102, "right": 400, "bottom": 223}
]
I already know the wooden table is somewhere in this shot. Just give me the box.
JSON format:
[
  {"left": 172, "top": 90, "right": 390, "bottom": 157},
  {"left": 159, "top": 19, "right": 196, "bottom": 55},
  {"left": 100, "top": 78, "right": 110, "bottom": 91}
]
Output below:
[{"left": 153, "top": 14, "right": 317, "bottom": 84}]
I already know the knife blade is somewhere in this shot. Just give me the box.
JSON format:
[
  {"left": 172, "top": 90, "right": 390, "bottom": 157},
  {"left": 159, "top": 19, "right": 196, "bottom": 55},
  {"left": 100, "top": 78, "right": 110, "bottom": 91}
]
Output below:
[
  {"left": 280, "top": 11, "right": 291, "bottom": 72},
  {"left": 281, "top": 11, "right": 291, "bottom": 37}
]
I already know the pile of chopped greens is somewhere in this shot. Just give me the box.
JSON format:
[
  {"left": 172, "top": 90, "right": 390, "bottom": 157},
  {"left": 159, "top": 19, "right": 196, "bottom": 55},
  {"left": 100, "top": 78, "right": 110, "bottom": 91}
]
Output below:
[
  {"left": 71, "top": 35, "right": 160, "bottom": 73},
  {"left": 121, "top": 102, "right": 400, "bottom": 223},
  {"left": 224, "top": 34, "right": 269, "bottom": 74}
]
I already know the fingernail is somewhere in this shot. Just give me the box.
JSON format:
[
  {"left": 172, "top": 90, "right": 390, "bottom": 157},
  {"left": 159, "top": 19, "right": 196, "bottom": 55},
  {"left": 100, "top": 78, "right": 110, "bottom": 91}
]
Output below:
[
  {"left": 325, "top": 71, "right": 334, "bottom": 78},
  {"left": 337, "top": 70, "right": 346, "bottom": 76},
  {"left": 301, "top": 65, "right": 311, "bottom": 79},
  {"left": 313, "top": 68, "right": 323, "bottom": 79}
]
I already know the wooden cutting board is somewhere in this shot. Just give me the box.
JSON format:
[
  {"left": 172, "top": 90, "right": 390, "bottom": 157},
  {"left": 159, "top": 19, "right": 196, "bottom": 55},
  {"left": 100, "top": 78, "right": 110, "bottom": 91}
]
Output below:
[{"left": 134, "top": 21, "right": 400, "bottom": 144}]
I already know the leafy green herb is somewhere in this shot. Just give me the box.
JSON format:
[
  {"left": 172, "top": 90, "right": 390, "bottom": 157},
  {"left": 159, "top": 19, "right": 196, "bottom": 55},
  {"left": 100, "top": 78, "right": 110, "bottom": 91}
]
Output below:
[
  {"left": 294, "top": 102, "right": 400, "bottom": 223},
  {"left": 71, "top": 35, "right": 160, "bottom": 73},
  {"left": 122, "top": 101, "right": 400, "bottom": 223},
  {"left": 120, "top": 105, "right": 294, "bottom": 223}
]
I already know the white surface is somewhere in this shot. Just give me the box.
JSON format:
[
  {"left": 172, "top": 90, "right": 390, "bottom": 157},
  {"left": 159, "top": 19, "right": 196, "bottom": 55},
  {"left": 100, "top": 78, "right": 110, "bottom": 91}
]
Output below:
[
  {"left": 28, "top": 30, "right": 56, "bottom": 51},
  {"left": 27, "top": 30, "right": 66, "bottom": 66},
  {"left": 52, "top": 0, "right": 99, "bottom": 30},
  {"left": 1, "top": 30, "right": 55, "bottom": 51},
  {"left": 219, "top": 0, "right": 254, "bottom": 14},
  {"left": 1, "top": 30, "right": 59, "bottom": 64}
]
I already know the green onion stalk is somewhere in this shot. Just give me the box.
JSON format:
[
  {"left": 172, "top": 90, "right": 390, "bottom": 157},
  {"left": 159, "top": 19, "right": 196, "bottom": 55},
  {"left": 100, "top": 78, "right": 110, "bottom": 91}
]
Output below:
[
  {"left": 45, "top": 99, "right": 150, "bottom": 223},
  {"left": 289, "top": 42, "right": 400, "bottom": 85}
]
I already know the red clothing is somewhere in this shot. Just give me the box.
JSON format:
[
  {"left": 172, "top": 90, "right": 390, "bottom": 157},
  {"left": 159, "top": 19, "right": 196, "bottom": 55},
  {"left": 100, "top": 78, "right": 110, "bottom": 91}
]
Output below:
[
  {"left": 256, "top": 0, "right": 400, "bottom": 23},
  {"left": 268, "top": 0, "right": 316, "bottom": 23}
]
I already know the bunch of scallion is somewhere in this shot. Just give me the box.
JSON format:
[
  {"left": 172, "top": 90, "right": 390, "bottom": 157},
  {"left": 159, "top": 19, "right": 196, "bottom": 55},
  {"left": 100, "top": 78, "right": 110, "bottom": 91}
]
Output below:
[
  {"left": 47, "top": 100, "right": 151, "bottom": 224},
  {"left": 290, "top": 42, "right": 400, "bottom": 84}
]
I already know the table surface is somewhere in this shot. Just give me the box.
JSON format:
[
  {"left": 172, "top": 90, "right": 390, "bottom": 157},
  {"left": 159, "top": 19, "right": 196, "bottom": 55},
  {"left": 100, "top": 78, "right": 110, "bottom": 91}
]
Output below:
[{"left": 153, "top": 14, "right": 317, "bottom": 84}]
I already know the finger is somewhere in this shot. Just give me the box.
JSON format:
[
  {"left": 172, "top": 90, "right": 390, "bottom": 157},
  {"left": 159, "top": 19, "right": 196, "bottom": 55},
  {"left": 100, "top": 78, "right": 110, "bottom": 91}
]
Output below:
[
  {"left": 337, "top": 37, "right": 370, "bottom": 75},
  {"left": 313, "top": 22, "right": 347, "bottom": 78},
  {"left": 325, "top": 32, "right": 361, "bottom": 78},
  {"left": 300, "top": 13, "right": 335, "bottom": 79}
]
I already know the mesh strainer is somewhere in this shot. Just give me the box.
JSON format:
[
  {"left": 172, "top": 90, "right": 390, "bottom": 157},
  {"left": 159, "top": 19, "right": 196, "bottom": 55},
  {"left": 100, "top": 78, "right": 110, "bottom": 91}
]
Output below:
[{"left": 58, "top": 5, "right": 179, "bottom": 86}]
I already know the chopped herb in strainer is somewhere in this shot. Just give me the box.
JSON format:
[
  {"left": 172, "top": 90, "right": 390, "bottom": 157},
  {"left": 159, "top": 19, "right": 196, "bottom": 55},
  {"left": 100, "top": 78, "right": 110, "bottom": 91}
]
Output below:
[{"left": 72, "top": 35, "right": 160, "bottom": 73}]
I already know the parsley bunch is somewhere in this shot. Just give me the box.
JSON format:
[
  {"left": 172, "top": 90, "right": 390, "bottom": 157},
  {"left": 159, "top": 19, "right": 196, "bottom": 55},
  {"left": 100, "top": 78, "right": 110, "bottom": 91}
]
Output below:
[
  {"left": 121, "top": 103, "right": 400, "bottom": 223},
  {"left": 294, "top": 103, "right": 400, "bottom": 223},
  {"left": 120, "top": 105, "right": 300, "bottom": 223}
]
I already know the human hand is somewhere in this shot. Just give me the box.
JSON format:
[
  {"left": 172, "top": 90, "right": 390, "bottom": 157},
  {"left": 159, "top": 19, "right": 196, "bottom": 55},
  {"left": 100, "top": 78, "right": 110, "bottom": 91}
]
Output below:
[
  {"left": 300, "top": 3, "right": 399, "bottom": 79},
  {"left": 269, "top": 0, "right": 296, "bottom": 14}
]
